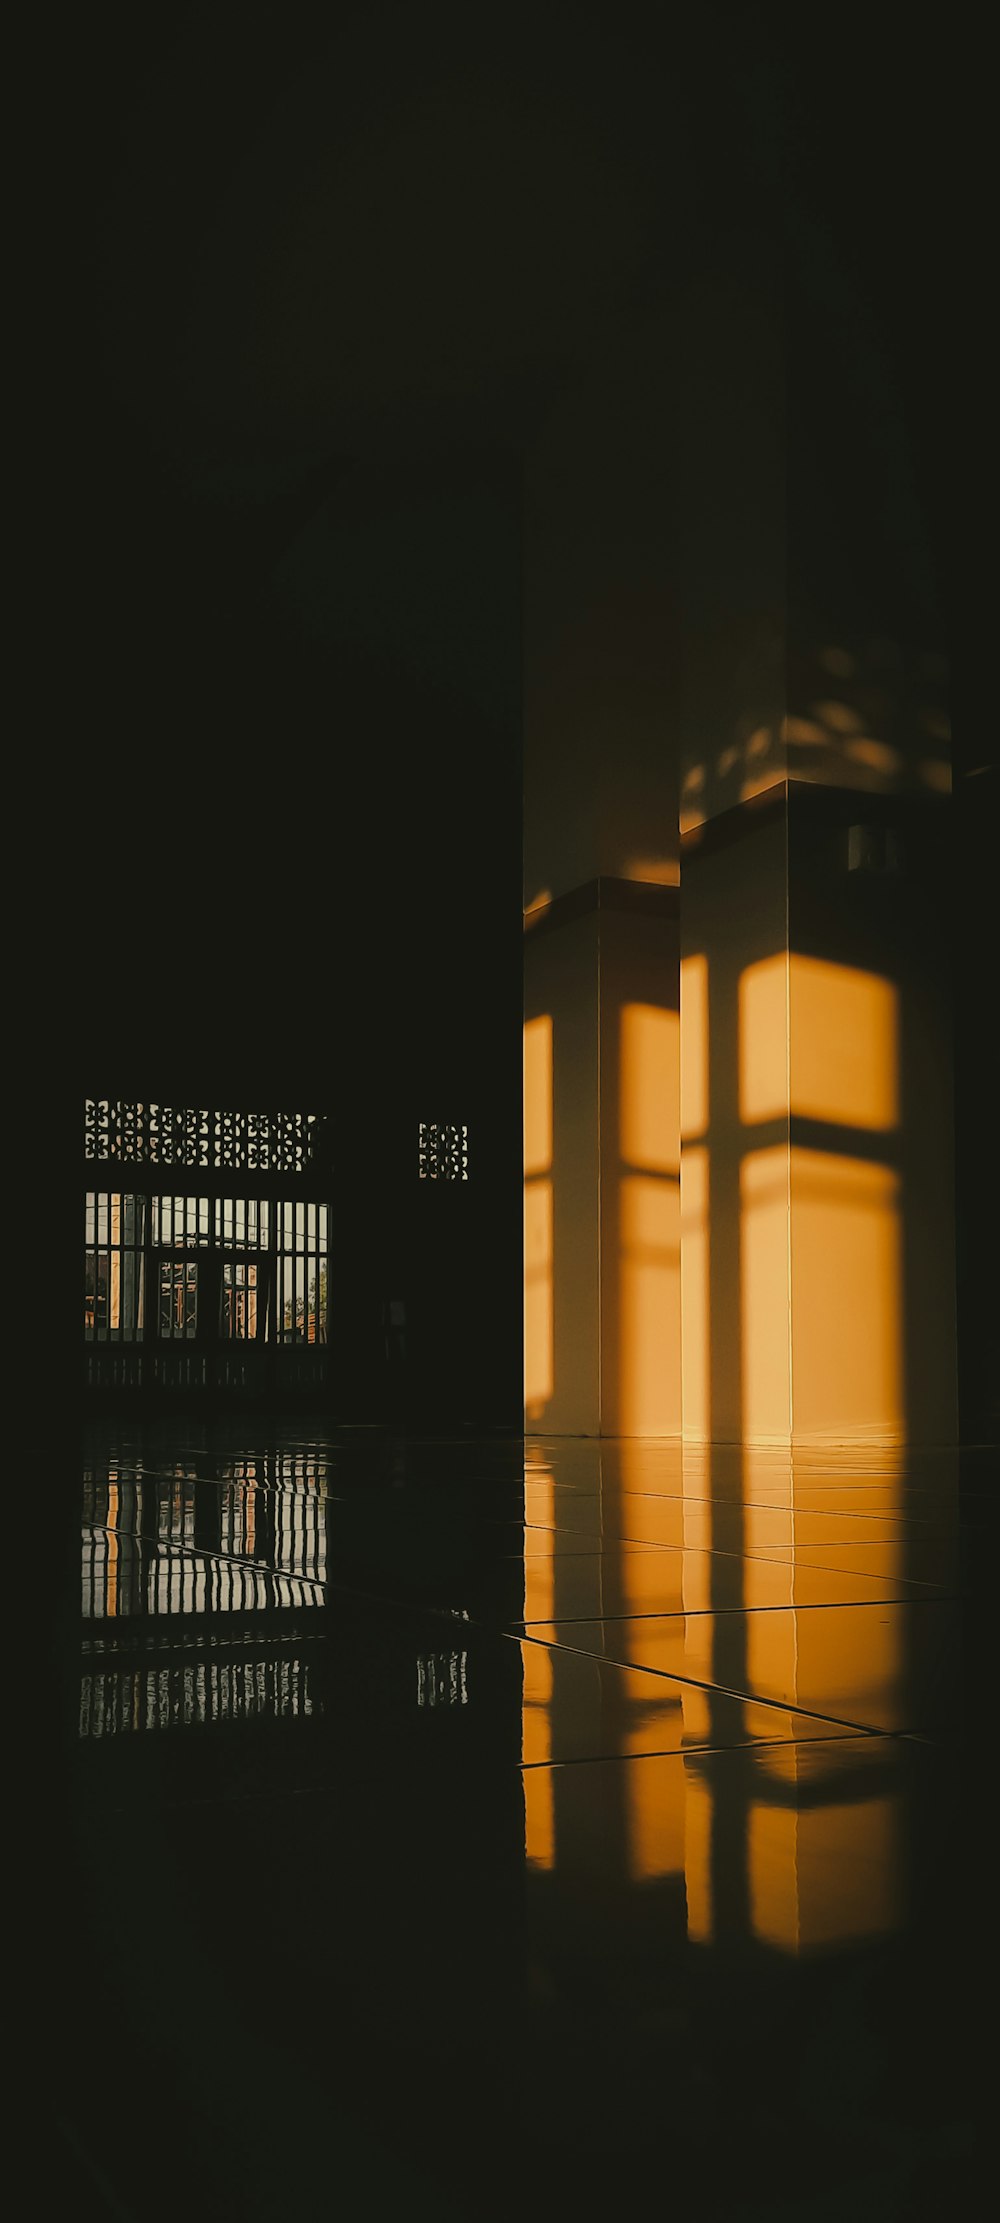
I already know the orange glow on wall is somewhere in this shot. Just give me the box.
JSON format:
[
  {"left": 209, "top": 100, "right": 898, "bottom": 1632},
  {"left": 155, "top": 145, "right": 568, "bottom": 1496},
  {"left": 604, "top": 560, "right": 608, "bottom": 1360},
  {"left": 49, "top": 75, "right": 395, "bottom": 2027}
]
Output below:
[
  {"left": 524, "top": 1016, "right": 554, "bottom": 1419},
  {"left": 615, "top": 1001, "right": 680, "bottom": 1435},
  {"left": 620, "top": 1004, "right": 679, "bottom": 1173},
  {"left": 524, "top": 1183, "right": 553, "bottom": 1417},
  {"left": 680, "top": 1146, "right": 710, "bottom": 1441},
  {"left": 617, "top": 1172, "right": 680, "bottom": 1435},
  {"left": 791, "top": 1151, "right": 901, "bottom": 1441},
  {"left": 736, "top": 955, "right": 901, "bottom": 1442},
  {"left": 740, "top": 1146, "right": 792, "bottom": 1444},
  {"left": 789, "top": 957, "right": 898, "bottom": 1132},
  {"left": 524, "top": 1014, "right": 553, "bottom": 1174},
  {"left": 680, "top": 954, "right": 709, "bottom": 1140},
  {"left": 740, "top": 954, "right": 788, "bottom": 1125}
]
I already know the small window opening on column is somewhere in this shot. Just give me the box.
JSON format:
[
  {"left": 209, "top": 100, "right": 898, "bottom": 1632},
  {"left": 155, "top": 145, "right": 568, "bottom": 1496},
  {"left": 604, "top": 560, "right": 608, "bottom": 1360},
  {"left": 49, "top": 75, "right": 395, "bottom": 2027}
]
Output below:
[{"left": 418, "top": 1123, "right": 469, "bottom": 1180}]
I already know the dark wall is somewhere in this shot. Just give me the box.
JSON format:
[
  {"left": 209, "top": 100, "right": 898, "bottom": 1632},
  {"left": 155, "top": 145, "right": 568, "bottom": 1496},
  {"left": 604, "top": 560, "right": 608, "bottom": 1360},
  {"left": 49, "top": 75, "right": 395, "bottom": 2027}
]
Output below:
[{"left": 63, "top": 419, "right": 524, "bottom": 1426}]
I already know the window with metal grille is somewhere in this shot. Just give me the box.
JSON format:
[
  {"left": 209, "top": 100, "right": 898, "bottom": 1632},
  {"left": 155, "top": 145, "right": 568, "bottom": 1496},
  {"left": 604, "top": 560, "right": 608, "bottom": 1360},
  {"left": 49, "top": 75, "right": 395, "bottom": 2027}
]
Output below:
[
  {"left": 85, "top": 1194, "right": 146, "bottom": 1340},
  {"left": 84, "top": 1193, "right": 328, "bottom": 1345}
]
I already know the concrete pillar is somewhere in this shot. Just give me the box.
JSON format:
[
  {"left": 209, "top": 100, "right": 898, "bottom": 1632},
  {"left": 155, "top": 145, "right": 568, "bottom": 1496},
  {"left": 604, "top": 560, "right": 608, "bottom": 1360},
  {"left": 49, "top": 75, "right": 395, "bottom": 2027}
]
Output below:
[
  {"left": 523, "top": 328, "right": 682, "bottom": 1436},
  {"left": 675, "top": 236, "right": 958, "bottom": 1448}
]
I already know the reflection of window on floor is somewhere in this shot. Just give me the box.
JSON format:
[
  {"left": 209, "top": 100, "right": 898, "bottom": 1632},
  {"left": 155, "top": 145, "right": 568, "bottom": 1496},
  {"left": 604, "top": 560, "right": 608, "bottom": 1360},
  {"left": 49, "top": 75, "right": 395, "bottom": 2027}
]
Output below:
[
  {"left": 80, "top": 1654, "right": 320, "bottom": 1738},
  {"left": 416, "top": 1651, "right": 469, "bottom": 1706}
]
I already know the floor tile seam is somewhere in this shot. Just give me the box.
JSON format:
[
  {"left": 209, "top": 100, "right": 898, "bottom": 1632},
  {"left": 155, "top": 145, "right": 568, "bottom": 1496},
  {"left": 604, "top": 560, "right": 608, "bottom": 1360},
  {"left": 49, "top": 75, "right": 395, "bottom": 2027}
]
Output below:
[
  {"left": 508, "top": 1591, "right": 956, "bottom": 1629},
  {"left": 734, "top": 1553, "right": 953, "bottom": 1592},
  {"left": 519, "top": 1516, "right": 963, "bottom": 1547},
  {"left": 658, "top": 1543, "right": 953, "bottom": 1592},
  {"left": 76, "top": 1548, "right": 958, "bottom": 1618},
  {"left": 518, "top": 1729, "right": 880, "bottom": 1771},
  {"left": 77, "top": 1732, "right": 883, "bottom": 1815},
  {"left": 506, "top": 1533, "right": 956, "bottom": 1587},
  {"left": 86, "top": 1479, "right": 962, "bottom": 1521},
  {"left": 498, "top": 1556, "right": 950, "bottom": 1601},
  {"left": 524, "top": 1478, "right": 968, "bottom": 1497},
  {"left": 528, "top": 1530, "right": 970, "bottom": 1555},
  {"left": 520, "top": 1476, "right": 955, "bottom": 1493},
  {"left": 510, "top": 1631, "right": 897, "bottom": 1737}
]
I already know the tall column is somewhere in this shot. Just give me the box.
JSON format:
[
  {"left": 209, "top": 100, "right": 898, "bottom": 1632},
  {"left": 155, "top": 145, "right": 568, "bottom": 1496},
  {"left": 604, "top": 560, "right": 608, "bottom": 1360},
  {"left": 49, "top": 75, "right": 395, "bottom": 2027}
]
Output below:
[
  {"left": 523, "top": 327, "right": 682, "bottom": 1437},
  {"left": 675, "top": 235, "right": 958, "bottom": 1448}
]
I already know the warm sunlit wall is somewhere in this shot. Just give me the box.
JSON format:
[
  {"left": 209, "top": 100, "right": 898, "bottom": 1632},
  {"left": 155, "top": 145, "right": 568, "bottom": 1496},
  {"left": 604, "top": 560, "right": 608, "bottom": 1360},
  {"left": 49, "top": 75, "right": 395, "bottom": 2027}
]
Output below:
[
  {"left": 523, "top": 914, "right": 601, "bottom": 1434},
  {"left": 523, "top": 1014, "right": 553, "bottom": 1418},
  {"left": 679, "top": 952, "right": 711, "bottom": 1439},
  {"left": 682, "top": 831, "right": 915, "bottom": 1445},
  {"left": 600, "top": 907, "right": 681, "bottom": 1436},
  {"left": 681, "top": 804, "right": 791, "bottom": 1442},
  {"left": 740, "top": 945, "right": 904, "bottom": 1442},
  {"left": 788, "top": 956, "right": 902, "bottom": 1443}
]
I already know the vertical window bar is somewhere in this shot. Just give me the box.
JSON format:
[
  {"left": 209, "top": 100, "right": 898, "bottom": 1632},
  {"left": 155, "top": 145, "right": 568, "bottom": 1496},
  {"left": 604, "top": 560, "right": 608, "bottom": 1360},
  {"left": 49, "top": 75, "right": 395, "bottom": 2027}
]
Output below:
[
  {"left": 101, "top": 1192, "right": 108, "bottom": 1342},
  {"left": 289, "top": 1213, "right": 296, "bottom": 1344},
  {"left": 101, "top": 1191, "right": 108, "bottom": 1342},
  {"left": 326, "top": 1198, "right": 331, "bottom": 1345},
  {"left": 307, "top": 1203, "right": 314, "bottom": 1345}
]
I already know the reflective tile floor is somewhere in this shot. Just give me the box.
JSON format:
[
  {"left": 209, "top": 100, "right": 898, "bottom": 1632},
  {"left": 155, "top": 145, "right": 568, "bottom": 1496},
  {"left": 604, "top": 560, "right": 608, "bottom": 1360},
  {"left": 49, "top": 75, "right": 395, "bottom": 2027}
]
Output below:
[{"left": 52, "top": 1423, "right": 992, "bottom": 2221}]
